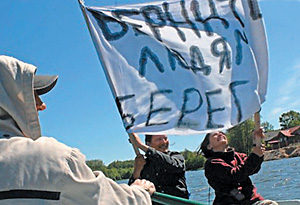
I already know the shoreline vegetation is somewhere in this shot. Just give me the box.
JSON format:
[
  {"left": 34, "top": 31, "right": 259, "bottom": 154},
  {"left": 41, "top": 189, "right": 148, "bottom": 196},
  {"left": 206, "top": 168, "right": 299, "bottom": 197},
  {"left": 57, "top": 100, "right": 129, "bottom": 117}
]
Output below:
[
  {"left": 86, "top": 149, "right": 205, "bottom": 181},
  {"left": 86, "top": 143, "right": 300, "bottom": 181}
]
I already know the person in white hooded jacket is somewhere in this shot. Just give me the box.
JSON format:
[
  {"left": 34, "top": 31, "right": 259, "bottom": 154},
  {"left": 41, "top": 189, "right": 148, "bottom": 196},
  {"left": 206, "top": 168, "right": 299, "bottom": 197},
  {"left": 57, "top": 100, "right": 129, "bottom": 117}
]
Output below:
[{"left": 0, "top": 55, "right": 155, "bottom": 205}]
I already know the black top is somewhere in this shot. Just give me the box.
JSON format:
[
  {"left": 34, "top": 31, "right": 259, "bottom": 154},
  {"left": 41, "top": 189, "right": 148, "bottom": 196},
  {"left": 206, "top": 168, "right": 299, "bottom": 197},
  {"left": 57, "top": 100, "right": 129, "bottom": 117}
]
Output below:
[
  {"left": 129, "top": 147, "right": 189, "bottom": 202},
  {"left": 204, "top": 148, "right": 264, "bottom": 205}
]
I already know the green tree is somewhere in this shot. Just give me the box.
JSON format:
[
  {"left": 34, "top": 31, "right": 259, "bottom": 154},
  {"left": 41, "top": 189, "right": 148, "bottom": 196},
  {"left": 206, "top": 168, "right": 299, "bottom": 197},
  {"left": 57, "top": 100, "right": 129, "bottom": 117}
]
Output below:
[
  {"left": 86, "top": 160, "right": 133, "bottom": 180},
  {"left": 261, "top": 121, "right": 274, "bottom": 132},
  {"left": 226, "top": 118, "right": 255, "bottom": 154},
  {"left": 105, "top": 168, "right": 120, "bottom": 181},
  {"left": 181, "top": 149, "right": 206, "bottom": 170},
  {"left": 279, "top": 110, "right": 300, "bottom": 129},
  {"left": 86, "top": 160, "right": 106, "bottom": 171},
  {"left": 118, "top": 168, "right": 134, "bottom": 179},
  {"left": 107, "top": 160, "right": 134, "bottom": 169}
]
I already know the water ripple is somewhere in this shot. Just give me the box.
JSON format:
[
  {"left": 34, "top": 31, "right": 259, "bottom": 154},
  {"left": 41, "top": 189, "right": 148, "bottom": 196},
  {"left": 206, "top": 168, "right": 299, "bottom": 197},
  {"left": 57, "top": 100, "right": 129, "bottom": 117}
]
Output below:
[{"left": 186, "top": 157, "right": 300, "bottom": 202}]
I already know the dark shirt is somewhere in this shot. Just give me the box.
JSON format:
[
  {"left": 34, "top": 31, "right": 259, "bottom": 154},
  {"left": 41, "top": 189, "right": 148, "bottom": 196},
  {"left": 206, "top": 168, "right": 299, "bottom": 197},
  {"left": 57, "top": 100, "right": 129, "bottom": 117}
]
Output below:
[
  {"left": 205, "top": 148, "right": 264, "bottom": 205},
  {"left": 129, "top": 147, "right": 189, "bottom": 202}
]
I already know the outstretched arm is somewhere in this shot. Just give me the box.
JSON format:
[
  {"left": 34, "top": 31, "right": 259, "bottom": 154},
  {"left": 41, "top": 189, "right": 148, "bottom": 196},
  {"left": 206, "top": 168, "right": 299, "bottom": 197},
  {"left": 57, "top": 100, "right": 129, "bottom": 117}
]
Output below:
[
  {"left": 129, "top": 133, "right": 149, "bottom": 152},
  {"left": 65, "top": 148, "right": 154, "bottom": 204}
]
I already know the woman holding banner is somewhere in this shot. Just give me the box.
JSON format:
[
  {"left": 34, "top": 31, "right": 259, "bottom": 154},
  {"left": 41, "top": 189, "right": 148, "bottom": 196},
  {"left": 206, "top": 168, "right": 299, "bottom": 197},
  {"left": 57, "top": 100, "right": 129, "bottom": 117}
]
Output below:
[{"left": 199, "top": 129, "right": 278, "bottom": 205}]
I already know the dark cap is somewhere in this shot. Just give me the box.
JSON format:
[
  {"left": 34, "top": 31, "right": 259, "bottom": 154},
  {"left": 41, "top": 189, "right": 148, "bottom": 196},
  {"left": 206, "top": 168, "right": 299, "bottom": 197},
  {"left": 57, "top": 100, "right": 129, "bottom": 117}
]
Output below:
[{"left": 34, "top": 75, "right": 58, "bottom": 95}]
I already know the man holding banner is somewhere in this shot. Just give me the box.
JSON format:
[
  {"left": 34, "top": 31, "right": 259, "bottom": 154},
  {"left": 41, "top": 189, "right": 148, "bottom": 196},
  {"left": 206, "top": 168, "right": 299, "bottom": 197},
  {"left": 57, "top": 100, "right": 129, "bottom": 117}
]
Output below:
[{"left": 128, "top": 133, "right": 189, "bottom": 203}]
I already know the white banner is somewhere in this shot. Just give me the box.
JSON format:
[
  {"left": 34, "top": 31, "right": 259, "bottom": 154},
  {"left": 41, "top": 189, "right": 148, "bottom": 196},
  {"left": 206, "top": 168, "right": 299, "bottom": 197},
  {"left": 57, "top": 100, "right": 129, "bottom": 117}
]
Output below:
[{"left": 80, "top": 0, "right": 268, "bottom": 135}]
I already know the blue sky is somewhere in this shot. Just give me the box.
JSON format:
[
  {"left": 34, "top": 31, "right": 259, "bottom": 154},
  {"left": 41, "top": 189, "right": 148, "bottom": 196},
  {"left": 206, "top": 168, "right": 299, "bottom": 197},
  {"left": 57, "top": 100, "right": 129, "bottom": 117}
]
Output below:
[{"left": 1, "top": 0, "right": 299, "bottom": 165}]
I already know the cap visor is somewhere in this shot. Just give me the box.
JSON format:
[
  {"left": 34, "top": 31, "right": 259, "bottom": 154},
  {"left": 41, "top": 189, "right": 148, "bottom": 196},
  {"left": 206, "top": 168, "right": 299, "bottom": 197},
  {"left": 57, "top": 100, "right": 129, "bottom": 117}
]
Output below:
[{"left": 34, "top": 75, "right": 58, "bottom": 95}]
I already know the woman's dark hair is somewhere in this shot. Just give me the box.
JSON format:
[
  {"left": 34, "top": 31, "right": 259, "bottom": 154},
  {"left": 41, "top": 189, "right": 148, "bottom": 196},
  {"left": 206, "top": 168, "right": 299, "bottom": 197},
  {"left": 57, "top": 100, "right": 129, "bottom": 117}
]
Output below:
[{"left": 198, "top": 133, "right": 214, "bottom": 158}]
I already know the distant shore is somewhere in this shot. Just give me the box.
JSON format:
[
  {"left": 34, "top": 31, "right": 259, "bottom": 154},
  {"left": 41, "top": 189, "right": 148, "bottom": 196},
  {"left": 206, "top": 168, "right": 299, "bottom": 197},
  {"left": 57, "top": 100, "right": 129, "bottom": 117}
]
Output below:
[{"left": 264, "top": 143, "right": 300, "bottom": 161}]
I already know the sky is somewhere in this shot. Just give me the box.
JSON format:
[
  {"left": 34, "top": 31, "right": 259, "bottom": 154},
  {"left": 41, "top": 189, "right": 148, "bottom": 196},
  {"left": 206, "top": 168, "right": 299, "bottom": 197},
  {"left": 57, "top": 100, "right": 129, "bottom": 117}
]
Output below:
[{"left": 1, "top": 0, "right": 299, "bottom": 165}]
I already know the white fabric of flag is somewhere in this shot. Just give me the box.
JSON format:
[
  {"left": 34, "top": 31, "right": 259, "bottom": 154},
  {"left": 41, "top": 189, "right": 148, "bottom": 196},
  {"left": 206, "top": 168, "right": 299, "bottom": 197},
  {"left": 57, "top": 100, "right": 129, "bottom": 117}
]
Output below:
[{"left": 80, "top": 0, "right": 268, "bottom": 135}]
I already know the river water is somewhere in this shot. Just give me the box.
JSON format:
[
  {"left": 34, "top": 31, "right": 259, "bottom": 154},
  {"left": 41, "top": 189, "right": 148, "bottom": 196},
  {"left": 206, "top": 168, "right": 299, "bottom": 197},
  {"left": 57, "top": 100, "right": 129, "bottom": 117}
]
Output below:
[
  {"left": 187, "top": 157, "right": 300, "bottom": 203},
  {"left": 118, "top": 157, "right": 300, "bottom": 204}
]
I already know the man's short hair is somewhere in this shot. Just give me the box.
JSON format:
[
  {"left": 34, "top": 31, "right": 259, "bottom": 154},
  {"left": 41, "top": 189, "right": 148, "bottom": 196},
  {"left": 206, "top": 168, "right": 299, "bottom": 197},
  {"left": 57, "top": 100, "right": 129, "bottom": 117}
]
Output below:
[{"left": 145, "top": 135, "right": 152, "bottom": 144}]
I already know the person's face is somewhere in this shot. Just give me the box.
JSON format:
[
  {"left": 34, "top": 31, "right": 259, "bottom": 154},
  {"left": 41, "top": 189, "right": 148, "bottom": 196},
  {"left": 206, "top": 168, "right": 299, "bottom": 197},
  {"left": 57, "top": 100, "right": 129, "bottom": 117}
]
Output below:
[
  {"left": 34, "top": 91, "right": 46, "bottom": 112},
  {"left": 208, "top": 131, "right": 228, "bottom": 152},
  {"left": 149, "top": 135, "right": 169, "bottom": 152}
]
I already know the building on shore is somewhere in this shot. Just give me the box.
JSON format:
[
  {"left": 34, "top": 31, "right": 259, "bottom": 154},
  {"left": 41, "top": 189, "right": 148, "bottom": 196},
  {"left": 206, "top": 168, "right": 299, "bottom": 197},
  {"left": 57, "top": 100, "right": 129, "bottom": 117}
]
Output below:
[{"left": 264, "top": 125, "right": 300, "bottom": 149}]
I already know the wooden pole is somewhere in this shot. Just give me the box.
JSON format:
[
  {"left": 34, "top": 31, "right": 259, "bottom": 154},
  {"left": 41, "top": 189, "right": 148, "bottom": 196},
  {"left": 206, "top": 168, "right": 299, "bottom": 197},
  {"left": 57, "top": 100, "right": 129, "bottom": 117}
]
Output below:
[
  {"left": 254, "top": 112, "right": 261, "bottom": 131},
  {"left": 128, "top": 133, "right": 140, "bottom": 155},
  {"left": 254, "top": 112, "right": 262, "bottom": 147}
]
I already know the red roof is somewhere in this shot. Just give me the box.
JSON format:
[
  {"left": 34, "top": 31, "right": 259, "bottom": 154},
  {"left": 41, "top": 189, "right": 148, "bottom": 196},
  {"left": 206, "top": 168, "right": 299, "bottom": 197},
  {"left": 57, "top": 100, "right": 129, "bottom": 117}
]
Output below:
[
  {"left": 280, "top": 130, "right": 294, "bottom": 137},
  {"left": 279, "top": 125, "right": 300, "bottom": 137},
  {"left": 265, "top": 125, "right": 300, "bottom": 142},
  {"left": 289, "top": 125, "right": 300, "bottom": 134}
]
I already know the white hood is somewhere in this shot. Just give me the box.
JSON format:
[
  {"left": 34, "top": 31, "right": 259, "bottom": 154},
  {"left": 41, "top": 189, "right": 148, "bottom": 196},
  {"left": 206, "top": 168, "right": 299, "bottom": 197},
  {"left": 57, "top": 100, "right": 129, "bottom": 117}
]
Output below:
[{"left": 0, "top": 55, "right": 41, "bottom": 140}]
